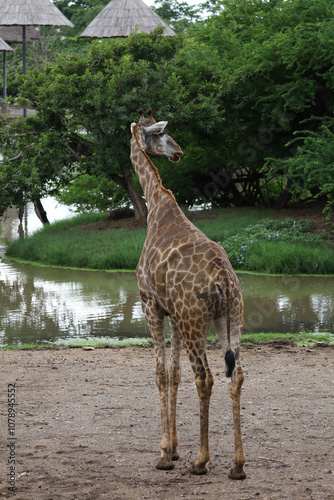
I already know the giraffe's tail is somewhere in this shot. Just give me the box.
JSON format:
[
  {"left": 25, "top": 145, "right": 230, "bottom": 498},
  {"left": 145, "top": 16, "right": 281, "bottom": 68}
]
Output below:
[
  {"left": 216, "top": 280, "right": 235, "bottom": 378},
  {"left": 225, "top": 349, "right": 235, "bottom": 378}
]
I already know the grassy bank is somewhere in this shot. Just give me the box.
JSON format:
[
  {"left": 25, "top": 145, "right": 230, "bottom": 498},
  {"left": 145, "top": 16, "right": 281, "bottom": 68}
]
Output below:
[
  {"left": 1, "top": 332, "right": 333, "bottom": 350},
  {"left": 4, "top": 208, "right": 334, "bottom": 274}
]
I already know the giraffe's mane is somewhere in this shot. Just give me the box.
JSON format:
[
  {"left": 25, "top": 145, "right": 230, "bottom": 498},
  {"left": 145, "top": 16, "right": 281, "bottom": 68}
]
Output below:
[{"left": 133, "top": 124, "right": 176, "bottom": 203}]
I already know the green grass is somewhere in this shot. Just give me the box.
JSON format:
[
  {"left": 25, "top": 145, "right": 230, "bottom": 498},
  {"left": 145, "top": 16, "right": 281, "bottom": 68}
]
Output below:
[
  {"left": 193, "top": 207, "right": 271, "bottom": 241},
  {"left": 220, "top": 217, "right": 334, "bottom": 274},
  {"left": 1, "top": 332, "right": 333, "bottom": 350},
  {"left": 239, "top": 331, "right": 334, "bottom": 346},
  {"left": 242, "top": 240, "right": 334, "bottom": 274},
  {"left": 4, "top": 208, "right": 334, "bottom": 274},
  {"left": 6, "top": 212, "right": 146, "bottom": 270}
]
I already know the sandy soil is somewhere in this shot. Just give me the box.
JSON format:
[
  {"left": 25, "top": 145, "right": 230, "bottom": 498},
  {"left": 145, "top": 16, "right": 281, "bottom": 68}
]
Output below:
[{"left": 0, "top": 343, "right": 333, "bottom": 499}]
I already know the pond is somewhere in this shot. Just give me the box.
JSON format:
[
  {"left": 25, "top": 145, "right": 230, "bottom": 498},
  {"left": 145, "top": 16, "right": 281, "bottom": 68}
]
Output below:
[
  {"left": 0, "top": 197, "right": 74, "bottom": 242},
  {"left": 0, "top": 258, "right": 333, "bottom": 345},
  {"left": 0, "top": 199, "right": 333, "bottom": 345}
]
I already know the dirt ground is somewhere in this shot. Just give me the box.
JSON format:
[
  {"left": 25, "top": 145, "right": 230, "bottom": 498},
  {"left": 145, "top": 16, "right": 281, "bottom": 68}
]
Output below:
[{"left": 0, "top": 343, "right": 333, "bottom": 500}]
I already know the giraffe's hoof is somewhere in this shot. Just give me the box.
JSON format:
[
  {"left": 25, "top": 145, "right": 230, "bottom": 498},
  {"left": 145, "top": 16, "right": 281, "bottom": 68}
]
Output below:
[
  {"left": 228, "top": 466, "right": 246, "bottom": 480},
  {"left": 191, "top": 463, "right": 207, "bottom": 475},
  {"left": 172, "top": 451, "right": 180, "bottom": 461},
  {"left": 156, "top": 458, "right": 175, "bottom": 471}
]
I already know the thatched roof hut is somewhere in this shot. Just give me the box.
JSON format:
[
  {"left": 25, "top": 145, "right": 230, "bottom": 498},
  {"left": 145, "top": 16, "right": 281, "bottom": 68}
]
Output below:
[
  {"left": 0, "top": 37, "right": 13, "bottom": 99},
  {"left": 80, "top": 0, "right": 175, "bottom": 39},
  {"left": 0, "top": 0, "right": 73, "bottom": 114},
  {"left": 0, "top": 37, "right": 13, "bottom": 52},
  {"left": 0, "top": 0, "right": 74, "bottom": 27},
  {"left": 0, "top": 26, "right": 43, "bottom": 43}
]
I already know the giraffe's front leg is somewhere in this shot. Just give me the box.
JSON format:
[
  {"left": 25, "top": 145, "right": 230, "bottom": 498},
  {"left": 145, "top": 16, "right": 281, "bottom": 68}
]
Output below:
[
  {"left": 168, "top": 319, "right": 182, "bottom": 461},
  {"left": 155, "top": 340, "right": 174, "bottom": 470},
  {"left": 140, "top": 292, "right": 174, "bottom": 470}
]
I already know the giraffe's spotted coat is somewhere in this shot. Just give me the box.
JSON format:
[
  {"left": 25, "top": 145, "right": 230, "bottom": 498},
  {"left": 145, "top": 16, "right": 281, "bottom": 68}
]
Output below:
[{"left": 130, "top": 110, "right": 246, "bottom": 479}]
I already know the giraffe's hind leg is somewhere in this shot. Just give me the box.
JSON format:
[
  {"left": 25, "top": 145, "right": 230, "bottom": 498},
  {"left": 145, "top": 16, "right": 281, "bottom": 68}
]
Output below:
[
  {"left": 168, "top": 318, "right": 182, "bottom": 461},
  {"left": 192, "top": 354, "right": 214, "bottom": 475},
  {"left": 183, "top": 332, "right": 213, "bottom": 476},
  {"left": 214, "top": 317, "right": 246, "bottom": 480},
  {"left": 228, "top": 361, "right": 246, "bottom": 479}
]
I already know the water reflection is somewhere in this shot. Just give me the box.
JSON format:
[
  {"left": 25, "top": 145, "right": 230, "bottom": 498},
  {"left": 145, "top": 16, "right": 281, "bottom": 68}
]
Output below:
[
  {"left": 0, "top": 259, "right": 333, "bottom": 345},
  {"left": 0, "top": 198, "right": 74, "bottom": 242},
  {"left": 240, "top": 274, "right": 334, "bottom": 334},
  {"left": 0, "top": 261, "right": 149, "bottom": 345}
]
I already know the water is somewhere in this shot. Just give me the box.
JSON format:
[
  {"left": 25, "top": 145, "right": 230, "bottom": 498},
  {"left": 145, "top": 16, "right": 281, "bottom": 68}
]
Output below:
[
  {"left": 239, "top": 274, "right": 333, "bottom": 334},
  {"left": 0, "top": 258, "right": 333, "bottom": 345},
  {"left": 0, "top": 198, "right": 74, "bottom": 244},
  {"left": 0, "top": 199, "right": 333, "bottom": 345}
]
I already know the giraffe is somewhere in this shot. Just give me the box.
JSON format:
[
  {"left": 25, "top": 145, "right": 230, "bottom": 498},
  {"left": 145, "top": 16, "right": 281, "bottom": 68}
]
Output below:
[{"left": 130, "top": 109, "right": 246, "bottom": 480}]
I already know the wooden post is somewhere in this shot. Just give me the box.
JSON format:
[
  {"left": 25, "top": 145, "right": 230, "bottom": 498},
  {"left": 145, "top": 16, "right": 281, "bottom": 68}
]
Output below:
[
  {"left": 23, "top": 26, "right": 27, "bottom": 118},
  {"left": 3, "top": 51, "right": 6, "bottom": 98}
]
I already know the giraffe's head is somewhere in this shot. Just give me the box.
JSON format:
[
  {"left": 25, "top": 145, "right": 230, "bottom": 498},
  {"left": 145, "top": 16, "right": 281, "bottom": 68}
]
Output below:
[{"left": 131, "top": 109, "right": 183, "bottom": 163}]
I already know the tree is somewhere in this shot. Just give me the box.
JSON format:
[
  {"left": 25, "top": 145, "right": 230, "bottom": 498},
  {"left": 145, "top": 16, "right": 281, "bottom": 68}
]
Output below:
[
  {"left": 56, "top": 174, "right": 128, "bottom": 212},
  {"left": 2, "top": 0, "right": 333, "bottom": 217},
  {"left": 54, "top": 0, "right": 110, "bottom": 37},
  {"left": 267, "top": 118, "right": 334, "bottom": 215},
  {"left": 0, "top": 29, "right": 186, "bottom": 219},
  {"left": 1, "top": 0, "right": 108, "bottom": 97},
  {"left": 152, "top": 0, "right": 202, "bottom": 33},
  {"left": 187, "top": 0, "right": 334, "bottom": 210}
]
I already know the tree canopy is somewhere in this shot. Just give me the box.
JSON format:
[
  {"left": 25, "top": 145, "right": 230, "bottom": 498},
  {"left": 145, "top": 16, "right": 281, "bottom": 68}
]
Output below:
[{"left": 1, "top": 0, "right": 333, "bottom": 218}]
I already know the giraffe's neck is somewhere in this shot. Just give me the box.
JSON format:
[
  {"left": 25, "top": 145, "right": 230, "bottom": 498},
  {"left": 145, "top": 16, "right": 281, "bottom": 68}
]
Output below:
[{"left": 130, "top": 128, "right": 172, "bottom": 212}]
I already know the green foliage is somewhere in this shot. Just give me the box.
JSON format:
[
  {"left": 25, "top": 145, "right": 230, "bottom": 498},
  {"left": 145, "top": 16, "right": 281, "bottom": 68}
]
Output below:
[
  {"left": 54, "top": 0, "right": 111, "bottom": 36},
  {"left": 266, "top": 118, "right": 334, "bottom": 215},
  {"left": 1, "top": 331, "right": 334, "bottom": 349},
  {"left": 0, "top": 114, "right": 70, "bottom": 214},
  {"left": 0, "top": 30, "right": 188, "bottom": 216},
  {"left": 6, "top": 210, "right": 333, "bottom": 275},
  {"left": 56, "top": 174, "right": 128, "bottom": 212},
  {"left": 2, "top": 0, "right": 334, "bottom": 214},
  {"left": 221, "top": 218, "right": 333, "bottom": 274},
  {"left": 40, "top": 211, "right": 108, "bottom": 231},
  {"left": 190, "top": 0, "right": 334, "bottom": 210},
  {"left": 242, "top": 240, "right": 334, "bottom": 275},
  {"left": 193, "top": 208, "right": 271, "bottom": 241},
  {"left": 152, "top": 0, "right": 202, "bottom": 33},
  {"left": 6, "top": 213, "right": 146, "bottom": 270}
]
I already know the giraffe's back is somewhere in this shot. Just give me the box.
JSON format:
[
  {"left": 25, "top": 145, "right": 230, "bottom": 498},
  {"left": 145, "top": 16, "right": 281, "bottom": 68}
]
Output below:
[{"left": 137, "top": 214, "right": 243, "bottom": 333}]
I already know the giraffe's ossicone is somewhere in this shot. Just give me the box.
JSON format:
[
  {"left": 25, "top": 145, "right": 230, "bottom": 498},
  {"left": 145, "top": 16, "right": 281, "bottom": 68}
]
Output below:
[{"left": 130, "top": 108, "right": 246, "bottom": 480}]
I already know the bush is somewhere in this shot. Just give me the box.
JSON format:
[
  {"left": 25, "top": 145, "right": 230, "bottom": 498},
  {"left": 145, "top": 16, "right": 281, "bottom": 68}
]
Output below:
[{"left": 221, "top": 218, "right": 333, "bottom": 274}]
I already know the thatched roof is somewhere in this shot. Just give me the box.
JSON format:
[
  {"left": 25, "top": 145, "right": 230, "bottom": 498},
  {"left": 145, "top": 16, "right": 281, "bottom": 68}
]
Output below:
[
  {"left": 0, "top": 0, "right": 74, "bottom": 27},
  {"left": 0, "top": 26, "right": 43, "bottom": 43},
  {"left": 80, "top": 0, "right": 175, "bottom": 38},
  {"left": 0, "top": 36, "right": 13, "bottom": 51}
]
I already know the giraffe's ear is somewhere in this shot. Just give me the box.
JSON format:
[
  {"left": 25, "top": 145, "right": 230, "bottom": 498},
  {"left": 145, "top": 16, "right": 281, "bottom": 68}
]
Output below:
[{"left": 144, "top": 121, "right": 168, "bottom": 136}]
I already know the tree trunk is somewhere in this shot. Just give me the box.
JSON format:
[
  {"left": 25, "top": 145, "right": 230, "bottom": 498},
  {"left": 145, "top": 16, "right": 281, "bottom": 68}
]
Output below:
[
  {"left": 34, "top": 198, "right": 50, "bottom": 224},
  {"left": 273, "top": 179, "right": 292, "bottom": 210},
  {"left": 121, "top": 164, "right": 148, "bottom": 221},
  {"left": 17, "top": 206, "right": 24, "bottom": 238}
]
